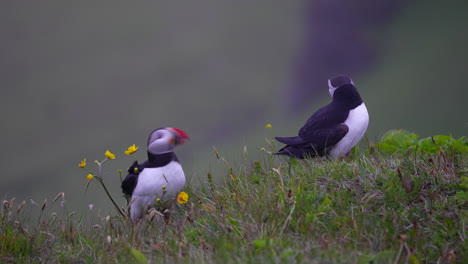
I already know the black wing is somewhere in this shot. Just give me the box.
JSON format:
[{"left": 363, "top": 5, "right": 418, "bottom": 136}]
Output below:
[
  {"left": 275, "top": 124, "right": 348, "bottom": 158},
  {"left": 275, "top": 102, "right": 349, "bottom": 158},
  {"left": 298, "top": 103, "right": 349, "bottom": 149},
  {"left": 121, "top": 160, "right": 146, "bottom": 201}
]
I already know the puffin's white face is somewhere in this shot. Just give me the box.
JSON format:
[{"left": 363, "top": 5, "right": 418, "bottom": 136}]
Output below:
[
  {"left": 328, "top": 79, "right": 337, "bottom": 97},
  {"left": 328, "top": 76, "right": 354, "bottom": 97},
  {"left": 147, "top": 127, "right": 189, "bottom": 154}
]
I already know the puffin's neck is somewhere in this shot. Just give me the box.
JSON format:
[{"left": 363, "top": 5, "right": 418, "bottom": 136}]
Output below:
[{"left": 147, "top": 151, "right": 177, "bottom": 168}]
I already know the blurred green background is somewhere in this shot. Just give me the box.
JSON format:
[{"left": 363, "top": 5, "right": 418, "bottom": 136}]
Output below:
[{"left": 1, "top": 0, "right": 466, "bottom": 212}]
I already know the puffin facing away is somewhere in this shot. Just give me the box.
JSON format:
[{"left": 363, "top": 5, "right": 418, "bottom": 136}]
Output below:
[
  {"left": 121, "top": 127, "right": 189, "bottom": 221},
  {"left": 275, "top": 75, "right": 369, "bottom": 159}
]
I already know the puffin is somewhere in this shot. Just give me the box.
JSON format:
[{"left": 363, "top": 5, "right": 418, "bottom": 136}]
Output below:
[
  {"left": 121, "top": 127, "right": 189, "bottom": 221},
  {"left": 275, "top": 75, "right": 369, "bottom": 159}
]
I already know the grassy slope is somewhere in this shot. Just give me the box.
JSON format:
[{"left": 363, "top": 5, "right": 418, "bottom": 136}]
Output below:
[
  {"left": 1, "top": 145, "right": 466, "bottom": 263},
  {"left": 1, "top": 0, "right": 467, "bottom": 213}
]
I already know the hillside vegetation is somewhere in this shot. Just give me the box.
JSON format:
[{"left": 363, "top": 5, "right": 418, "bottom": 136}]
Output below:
[{"left": 1, "top": 131, "right": 467, "bottom": 263}]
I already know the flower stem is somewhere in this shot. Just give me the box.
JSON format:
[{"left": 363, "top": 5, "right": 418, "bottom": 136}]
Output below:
[
  {"left": 96, "top": 178, "right": 125, "bottom": 218},
  {"left": 96, "top": 162, "right": 125, "bottom": 218}
]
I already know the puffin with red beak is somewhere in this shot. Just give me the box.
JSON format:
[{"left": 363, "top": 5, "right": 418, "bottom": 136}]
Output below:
[{"left": 121, "top": 127, "right": 189, "bottom": 221}]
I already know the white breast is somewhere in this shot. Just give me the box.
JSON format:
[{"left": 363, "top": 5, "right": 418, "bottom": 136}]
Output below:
[
  {"left": 329, "top": 103, "right": 369, "bottom": 159},
  {"left": 130, "top": 161, "right": 186, "bottom": 219}
]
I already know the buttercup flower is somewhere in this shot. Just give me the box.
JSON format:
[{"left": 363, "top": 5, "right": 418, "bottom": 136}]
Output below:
[
  {"left": 78, "top": 158, "right": 87, "bottom": 168},
  {"left": 265, "top": 123, "right": 272, "bottom": 128},
  {"left": 86, "top": 174, "right": 94, "bottom": 181},
  {"left": 177, "top": 191, "right": 188, "bottom": 204},
  {"left": 105, "top": 150, "right": 116, "bottom": 160},
  {"left": 124, "top": 144, "right": 139, "bottom": 155}
]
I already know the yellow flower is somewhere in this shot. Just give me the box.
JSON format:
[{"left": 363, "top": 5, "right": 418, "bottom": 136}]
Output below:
[
  {"left": 104, "top": 150, "right": 116, "bottom": 160},
  {"left": 260, "top": 148, "right": 266, "bottom": 152},
  {"left": 78, "top": 158, "right": 87, "bottom": 168},
  {"left": 86, "top": 174, "right": 94, "bottom": 181},
  {"left": 124, "top": 144, "right": 139, "bottom": 155},
  {"left": 177, "top": 192, "right": 188, "bottom": 204},
  {"left": 265, "top": 123, "right": 272, "bottom": 128}
]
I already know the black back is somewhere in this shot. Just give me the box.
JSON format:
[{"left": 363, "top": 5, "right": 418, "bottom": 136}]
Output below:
[{"left": 332, "top": 83, "right": 362, "bottom": 108}]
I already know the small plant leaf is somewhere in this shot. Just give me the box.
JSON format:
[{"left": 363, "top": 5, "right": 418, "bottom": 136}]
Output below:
[
  {"left": 374, "top": 129, "right": 420, "bottom": 154},
  {"left": 131, "top": 248, "right": 147, "bottom": 264},
  {"left": 253, "top": 239, "right": 269, "bottom": 249},
  {"left": 459, "top": 176, "right": 468, "bottom": 191}
]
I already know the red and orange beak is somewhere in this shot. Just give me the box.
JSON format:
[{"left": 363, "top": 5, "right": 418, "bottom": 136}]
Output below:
[{"left": 168, "top": 127, "right": 190, "bottom": 145}]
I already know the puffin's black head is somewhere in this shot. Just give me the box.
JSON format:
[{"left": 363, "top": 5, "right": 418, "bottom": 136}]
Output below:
[
  {"left": 328, "top": 75, "right": 354, "bottom": 97},
  {"left": 147, "top": 127, "right": 189, "bottom": 154}
]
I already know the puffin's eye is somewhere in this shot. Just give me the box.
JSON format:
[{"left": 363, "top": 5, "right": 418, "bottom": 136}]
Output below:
[{"left": 169, "top": 138, "right": 175, "bottom": 144}]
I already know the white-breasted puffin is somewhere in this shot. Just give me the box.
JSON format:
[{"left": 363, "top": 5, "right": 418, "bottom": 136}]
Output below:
[
  {"left": 121, "top": 127, "right": 189, "bottom": 221},
  {"left": 275, "top": 75, "right": 369, "bottom": 159}
]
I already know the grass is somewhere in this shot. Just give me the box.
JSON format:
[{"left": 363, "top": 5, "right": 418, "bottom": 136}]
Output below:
[{"left": 1, "top": 139, "right": 467, "bottom": 263}]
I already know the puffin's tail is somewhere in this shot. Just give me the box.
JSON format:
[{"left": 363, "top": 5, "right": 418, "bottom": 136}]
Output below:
[
  {"left": 275, "top": 136, "right": 304, "bottom": 158},
  {"left": 274, "top": 136, "right": 320, "bottom": 159},
  {"left": 274, "top": 146, "right": 293, "bottom": 156},
  {"left": 274, "top": 145, "right": 306, "bottom": 158}
]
